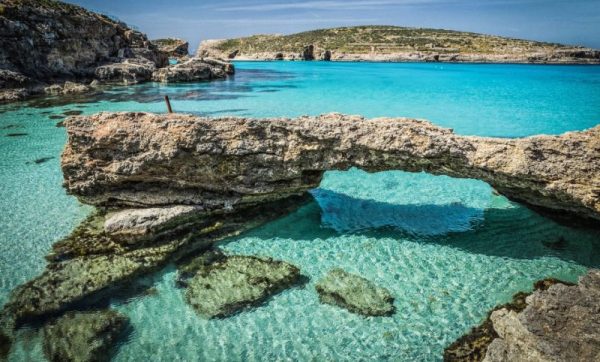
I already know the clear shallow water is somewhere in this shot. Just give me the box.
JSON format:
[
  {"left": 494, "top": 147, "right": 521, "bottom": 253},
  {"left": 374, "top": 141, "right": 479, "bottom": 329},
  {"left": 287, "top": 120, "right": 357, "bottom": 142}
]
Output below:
[{"left": 1, "top": 62, "right": 600, "bottom": 361}]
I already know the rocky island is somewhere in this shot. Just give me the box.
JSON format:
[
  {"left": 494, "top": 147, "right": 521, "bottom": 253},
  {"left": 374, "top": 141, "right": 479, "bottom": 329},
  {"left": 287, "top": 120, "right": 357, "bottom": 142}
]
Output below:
[{"left": 197, "top": 25, "right": 600, "bottom": 63}]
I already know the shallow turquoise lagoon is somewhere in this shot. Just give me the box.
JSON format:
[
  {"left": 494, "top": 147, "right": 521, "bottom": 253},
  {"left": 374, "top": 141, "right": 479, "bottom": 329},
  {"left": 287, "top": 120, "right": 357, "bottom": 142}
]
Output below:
[{"left": 2, "top": 62, "right": 600, "bottom": 361}]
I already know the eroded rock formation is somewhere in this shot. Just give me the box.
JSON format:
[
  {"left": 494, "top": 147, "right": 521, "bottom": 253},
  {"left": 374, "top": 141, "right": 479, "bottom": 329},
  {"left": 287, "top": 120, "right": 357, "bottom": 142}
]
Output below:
[
  {"left": 151, "top": 38, "right": 189, "bottom": 58},
  {"left": 446, "top": 270, "right": 600, "bottom": 362},
  {"left": 62, "top": 112, "right": 600, "bottom": 223}
]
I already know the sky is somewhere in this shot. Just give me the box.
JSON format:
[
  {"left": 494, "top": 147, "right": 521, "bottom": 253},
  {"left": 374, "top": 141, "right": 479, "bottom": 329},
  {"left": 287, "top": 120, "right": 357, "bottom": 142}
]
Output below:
[{"left": 66, "top": 0, "right": 600, "bottom": 51}]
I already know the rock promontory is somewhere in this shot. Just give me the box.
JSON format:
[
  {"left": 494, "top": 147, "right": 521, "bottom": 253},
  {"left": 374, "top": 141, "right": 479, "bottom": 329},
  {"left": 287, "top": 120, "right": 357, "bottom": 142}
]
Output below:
[
  {"left": 0, "top": 0, "right": 233, "bottom": 102},
  {"left": 61, "top": 112, "right": 600, "bottom": 223}
]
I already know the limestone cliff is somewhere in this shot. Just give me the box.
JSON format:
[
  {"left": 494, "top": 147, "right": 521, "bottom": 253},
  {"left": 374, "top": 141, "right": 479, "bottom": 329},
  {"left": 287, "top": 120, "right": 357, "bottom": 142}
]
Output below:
[{"left": 61, "top": 112, "right": 600, "bottom": 223}]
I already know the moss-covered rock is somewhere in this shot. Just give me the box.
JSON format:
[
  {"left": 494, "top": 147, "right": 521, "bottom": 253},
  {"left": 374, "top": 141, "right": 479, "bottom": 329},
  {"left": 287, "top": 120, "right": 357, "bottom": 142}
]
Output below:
[
  {"left": 42, "top": 310, "right": 129, "bottom": 362},
  {"left": 315, "top": 268, "right": 395, "bottom": 317},
  {"left": 184, "top": 255, "right": 302, "bottom": 318}
]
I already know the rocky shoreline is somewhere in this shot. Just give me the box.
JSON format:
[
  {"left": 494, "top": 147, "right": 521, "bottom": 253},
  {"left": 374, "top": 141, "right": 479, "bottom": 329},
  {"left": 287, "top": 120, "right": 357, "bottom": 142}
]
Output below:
[
  {"left": 445, "top": 270, "right": 600, "bottom": 361},
  {"left": 0, "top": 0, "right": 234, "bottom": 103}
]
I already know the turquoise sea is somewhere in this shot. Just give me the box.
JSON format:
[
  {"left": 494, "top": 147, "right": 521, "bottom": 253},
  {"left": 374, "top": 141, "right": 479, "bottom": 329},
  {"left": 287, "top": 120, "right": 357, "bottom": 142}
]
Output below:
[{"left": 1, "top": 62, "right": 600, "bottom": 361}]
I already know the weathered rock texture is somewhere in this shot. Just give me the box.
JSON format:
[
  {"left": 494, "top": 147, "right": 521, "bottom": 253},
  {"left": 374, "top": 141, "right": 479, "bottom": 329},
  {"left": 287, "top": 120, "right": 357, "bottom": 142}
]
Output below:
[
  {"left": 484, "top": 270, "right": 600, "bottom": 362},
  {"left": 62, "top": 112, "right": 600, "bottom": 223},
  {"left": 184, "top": 255, "right": 302, "bottom": 318},
  {"left": 42, "top": 310, "right": 128, "bottom": 362},
  {"left": 446, "top": 270, "right": 600, "bottom": 362},
  {"left": 0, "top": 0, "right": 232, "bottom": 102},
  {"left": 197, "top": 26, "right": 600, "bottom": 63},
  {"left": 151, "top": 38, "right": 189, "bottom": 58},
  {"left": 315, "top": 268, "right": 395, "bottom": 316}
]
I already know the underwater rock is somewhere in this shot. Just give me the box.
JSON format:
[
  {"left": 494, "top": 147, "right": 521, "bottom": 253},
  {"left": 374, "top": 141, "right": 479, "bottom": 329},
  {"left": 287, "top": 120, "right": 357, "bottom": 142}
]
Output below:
[
  {"left": 151, "top": 57, "right": 231, "bottom": 83},
  {"left": 315, "top": 268, "right": 395, "bottom": 316},
  {"left": 4, "top": 195, "right": 310, "bottom": 324},
  {"left": 62, "top": 112, "right": 600, "bottom": 223},
  {"left": 42, "top": 310, "right": 128, "bottom": 362},
  {"left": 184, "top": 255, "right": 302, "bottom": 318},
  {"left": 104, "top": 205, "right": 203, "bottom": 243},
  {"left": 483, "top": 269, "right": 600, "bottom": 362}
]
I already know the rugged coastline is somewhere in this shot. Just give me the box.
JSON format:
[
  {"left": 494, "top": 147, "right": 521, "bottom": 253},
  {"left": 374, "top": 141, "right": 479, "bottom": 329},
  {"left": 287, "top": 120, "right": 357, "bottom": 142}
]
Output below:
[
  {"left": 197, "top": 26, "right": 600, "bottom": 64},
  {"left": 0, "top": 0, "right": 233, "bottom": 103}
]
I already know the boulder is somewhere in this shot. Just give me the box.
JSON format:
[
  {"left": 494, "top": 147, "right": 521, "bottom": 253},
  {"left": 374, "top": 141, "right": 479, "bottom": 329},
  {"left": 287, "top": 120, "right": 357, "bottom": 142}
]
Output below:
[
  {"left": 184, "top": 255, "right": 302, "bottom": 318},
  {"left": 151, "top": 57, "right": 230, "bottom": 83},
  {"left": 42, "top": 310, "right": 129, "bottom": 362},
  {"left": 44, "top": 81, "right": 93, "bottom": 95},
  {"left": 61, "top": 112, "right": 600, "bottom": 223},
  {"left": 94, "top": 60, "right": 155, "bottom": 84},
  {"left": 315, "top": 268, "right": 395, "bottom": 316}
]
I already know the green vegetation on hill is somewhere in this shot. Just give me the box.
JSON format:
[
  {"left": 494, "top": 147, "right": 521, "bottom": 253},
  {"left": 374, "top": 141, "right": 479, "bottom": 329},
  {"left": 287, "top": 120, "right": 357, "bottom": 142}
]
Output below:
[{"left": 215, "top": 25, "right": 576, "bottom": 55}]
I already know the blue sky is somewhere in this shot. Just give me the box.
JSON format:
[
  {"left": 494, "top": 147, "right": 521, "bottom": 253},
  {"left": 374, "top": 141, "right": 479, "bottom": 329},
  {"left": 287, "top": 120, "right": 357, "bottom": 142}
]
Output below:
[{"left": 66, "top": 0, "right": 600, "bottom": 51}]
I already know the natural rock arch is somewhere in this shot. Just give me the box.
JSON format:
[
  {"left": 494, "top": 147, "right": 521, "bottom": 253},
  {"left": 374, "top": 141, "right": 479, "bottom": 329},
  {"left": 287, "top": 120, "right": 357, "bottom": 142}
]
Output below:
[{"left": 62, "top": 112, "right": 600, "bottom": 223}]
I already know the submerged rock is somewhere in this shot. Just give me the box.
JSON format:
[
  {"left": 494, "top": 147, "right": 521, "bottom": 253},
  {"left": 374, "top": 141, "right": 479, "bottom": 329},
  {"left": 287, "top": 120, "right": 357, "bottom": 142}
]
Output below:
[
  {"left": 62, "top": 112, "right": 600, "bottom": 223},
  {"left": 184, "top": 255, "right": 302, "bottom": 318},
  {"left": 315, "top": 268, "right": 395, "bottom": 316},
  {"left": 42, "top": 310, "right": 129, "bottom": 362},
  {"left": 3, "top": 195, "right": 310, "bottom": 325}
]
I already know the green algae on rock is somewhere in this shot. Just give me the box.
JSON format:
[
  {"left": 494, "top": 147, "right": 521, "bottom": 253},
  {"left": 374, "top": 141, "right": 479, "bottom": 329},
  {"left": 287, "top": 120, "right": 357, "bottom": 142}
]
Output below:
[
  {"left": 315, "top": 268, "right": 395, "bottom": 317},
  {"left": 3, "top": 195, "right": 311, "bottom": 326},
  {"left": 184, "top": 255, "right": 302, "bottom": 318},
  {"left": 42, "top": 310, "right": 129, "bottom": 362}
]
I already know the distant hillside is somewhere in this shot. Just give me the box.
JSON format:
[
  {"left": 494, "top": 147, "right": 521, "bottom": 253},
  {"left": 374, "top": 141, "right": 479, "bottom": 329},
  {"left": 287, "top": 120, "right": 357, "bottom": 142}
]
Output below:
[{"left": 198, "top": 25, "right": 600, "bottom": 63}]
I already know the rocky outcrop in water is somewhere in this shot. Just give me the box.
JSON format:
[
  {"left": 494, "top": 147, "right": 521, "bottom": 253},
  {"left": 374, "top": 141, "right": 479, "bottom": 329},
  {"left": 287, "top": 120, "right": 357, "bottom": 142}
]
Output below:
[
  {"left": 42, "top": 310, "right": 129, "bottom": 362},
  {"left": 151, "top": 57, "right": 231, "bottom": 83},
  {"left": 151, "top": 38, "right": 189, "bottom": 58},
  {"left": 315, "top": 268, "right": 395, "bottom": 316},
  {"left": 446, "top": 270, "right": 600, "bottom": 362},
  {"left": 183, "top": 254, "right": 302, "bottom": 318},
  {"left": 61, "top": 112, "right": 600, "bottom": 223},
  {"left": 0, "top": 0, "right": 232, "bottom": 102},
  {"left": 484, "top": 270, "right": 600, "bottom": 362}
]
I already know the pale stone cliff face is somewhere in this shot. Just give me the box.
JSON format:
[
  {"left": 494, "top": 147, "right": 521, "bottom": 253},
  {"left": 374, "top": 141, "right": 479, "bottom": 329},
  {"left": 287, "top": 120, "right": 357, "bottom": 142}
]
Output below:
[{"left": 61, "top": 112, "right": 600, "bottom": 223}]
